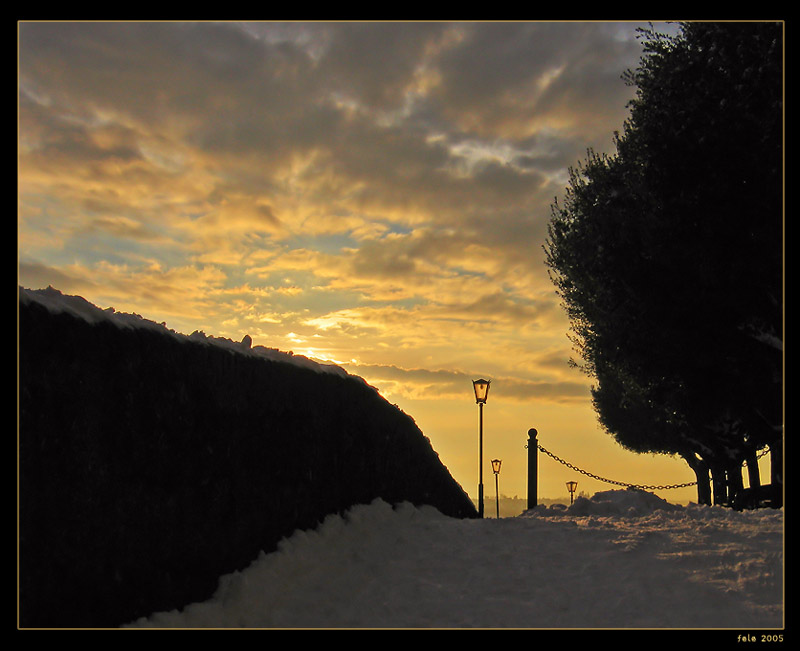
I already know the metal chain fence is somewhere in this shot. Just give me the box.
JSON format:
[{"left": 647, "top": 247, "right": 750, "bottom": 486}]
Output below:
[
  {"left": 533, "top": 440, "right": 770, "bottom": 492},
  {"left": 536, "top": 443, "right": 698, "bottom": 491}
]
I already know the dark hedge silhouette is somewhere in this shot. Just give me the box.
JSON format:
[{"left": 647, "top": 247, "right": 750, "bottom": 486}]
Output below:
[{"left": 19, "top": 296, "right": 476, "bottom": 628}]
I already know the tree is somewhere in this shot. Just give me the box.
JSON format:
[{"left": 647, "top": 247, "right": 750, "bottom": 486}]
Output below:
[{"left": 544, "top": 22, "right": 783, "bottom": 507}]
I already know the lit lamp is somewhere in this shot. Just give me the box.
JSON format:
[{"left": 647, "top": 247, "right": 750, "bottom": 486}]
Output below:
[
  {"left": 473, "top": 378, "right": 490, "bottom": 518},
  {"left": 566, "top": 480, "right": 578, "bottom": 505},
  {"left": 491, "top": 459, "right": 502, "bottom": 519}
]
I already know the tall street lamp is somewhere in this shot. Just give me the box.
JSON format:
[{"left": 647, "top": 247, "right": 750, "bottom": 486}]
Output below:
[
  {"left": 473, "top": 378, "right": 490, "bottom": 518},
  {"left": 491, "top": 459, "right": 502, "bottom": 519}
]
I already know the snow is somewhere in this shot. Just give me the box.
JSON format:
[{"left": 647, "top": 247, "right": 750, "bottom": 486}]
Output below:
[
  {"left": 19, "top": 286, "right": 356, "bottom": 380},
  {"left": 124, "top": 490, "right": 783, "bottom": 629}
]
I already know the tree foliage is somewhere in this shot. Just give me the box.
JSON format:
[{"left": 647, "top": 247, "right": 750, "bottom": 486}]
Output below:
[{"left": 544, "top": 22, "right": 783, "bottom": 506}]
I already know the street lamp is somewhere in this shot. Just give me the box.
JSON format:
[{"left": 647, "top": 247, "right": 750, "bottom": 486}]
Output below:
[
  {"left": 473, "top": 378, "right": 490, "bottom": 518},
  {"left": 491, "top": 459, "right": 502, "bottom": 519},
  {"left": 566, "top": 480, "right": 578, "bottom": 505}
]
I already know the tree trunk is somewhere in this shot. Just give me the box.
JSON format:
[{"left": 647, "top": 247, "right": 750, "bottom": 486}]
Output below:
[
  {"left": 727, "top": 465, "right": 745, "bottom": 511},
  {"left": 710, "top": 463, "right": 728, "bottom": 506},
  {"left": 681, "top": 452, "right": 711, "bottom": 505},
  {"left": 745, "top": 447, "right": 761, "bottom": 489},
  {"left": 696, "top": 462, "right": 712, "bottom": 506},
  {"left": 742, "top": 446, "right": 762, "bottom": 508}
]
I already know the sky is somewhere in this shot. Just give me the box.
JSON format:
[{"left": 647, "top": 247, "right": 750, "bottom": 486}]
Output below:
[{"left": 19, "top": 20, "right": 761, "bottom": 506}]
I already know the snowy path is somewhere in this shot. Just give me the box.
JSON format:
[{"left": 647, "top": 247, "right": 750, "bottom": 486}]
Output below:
[{"left": 126, "top": 491, "right": 783, "bottom": 629}]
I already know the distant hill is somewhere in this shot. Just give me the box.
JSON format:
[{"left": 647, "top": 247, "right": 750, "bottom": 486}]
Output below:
[{"left": 18, "top": 287, "right": 477, "bottom": 628}]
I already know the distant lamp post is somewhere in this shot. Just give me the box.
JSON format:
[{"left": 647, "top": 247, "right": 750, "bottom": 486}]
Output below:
[
  {"left": 566, "top": 480, "right": 578, "bottom": 505},
  {"left": 491, "top": 459, "right": 502, "bottom": 519},
  {"left": 473, "top": 379, "right": 491, "bottom": 518}
]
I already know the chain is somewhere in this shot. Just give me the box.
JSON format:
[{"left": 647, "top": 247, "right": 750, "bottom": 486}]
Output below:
[{"left": 536, "top": 443, "right": 698, "bottom": 490}]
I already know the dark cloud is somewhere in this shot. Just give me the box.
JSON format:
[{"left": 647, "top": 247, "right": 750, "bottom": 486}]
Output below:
[
  {"left": 19, "top": 91, "right": 144, "bottom": 169},
  {"left": 18, "top": 260, "right": 90, "bottom": 293},
  {"left": 426, "top": 22, "right": 641, "bottom": 137},
  {"left": 19, "top": 21, "right": 645, "bottom": 235},
  {"left": 433, "top": 23, "right": 564, "bottom": 106},
  {"left": 20, "top": 22, "right": 277, "bottom": 122},
  {"left": 450, "top": 291, "right": 555, "bottom": 324},
  {"left": 77, "top": 216, "right": 164, "bottom": 241},
  {"left": 348, "top": 362, "right": 589, "bottom": 403},
  {"left": 308, "top": 22, "right": 447, "bottom": 109}
]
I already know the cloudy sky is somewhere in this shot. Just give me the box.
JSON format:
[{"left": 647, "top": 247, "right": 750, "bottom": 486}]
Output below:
[{"left": 19, "top": 20, "right": 708, "bottom": 504}]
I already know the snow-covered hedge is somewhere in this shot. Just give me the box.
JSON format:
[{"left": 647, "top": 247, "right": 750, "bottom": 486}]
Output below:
[{"left": 19, "top": 287, "right": 476, "bottom": 628}]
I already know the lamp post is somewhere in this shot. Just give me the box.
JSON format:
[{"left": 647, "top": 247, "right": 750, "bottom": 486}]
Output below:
[
  {"left": 566, "top": 480, "right": 578, "bottom": 505},
  {"left": 491, "top": 459, "right": 502, "bottom": 519},
  {"left": 473, "top": 378, "right": 490, "bottom": 518}
]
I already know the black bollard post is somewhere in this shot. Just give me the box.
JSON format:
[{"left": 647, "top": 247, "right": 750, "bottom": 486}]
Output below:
[{"left": 527, "top": 428, "right": 538, "bottom": 510}]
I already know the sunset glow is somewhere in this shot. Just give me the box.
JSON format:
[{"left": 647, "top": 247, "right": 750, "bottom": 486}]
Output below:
[{"left": 20, "top": 21, "right": 737, "bottom": 506}]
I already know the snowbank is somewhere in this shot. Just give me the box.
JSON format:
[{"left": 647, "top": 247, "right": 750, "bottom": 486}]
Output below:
[
  {"left": 542, "top": 487, "right": 682, "bottom": 516},
  {"left": 125, "top": 490, "right": 783, "bottom": 629}
]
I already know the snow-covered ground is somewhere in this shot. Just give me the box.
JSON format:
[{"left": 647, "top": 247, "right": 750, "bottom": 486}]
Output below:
[{"left": 124, "top": 490, "right": 783, "bottom": 630}]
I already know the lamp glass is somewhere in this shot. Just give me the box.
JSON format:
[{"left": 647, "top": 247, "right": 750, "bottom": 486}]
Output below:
[
  {"left": 473, "top": 378, "right": 490, "bottom": 404},
  {"left": 492, "top": 459, "right": 502, "bottom": 474}
]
